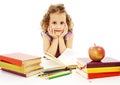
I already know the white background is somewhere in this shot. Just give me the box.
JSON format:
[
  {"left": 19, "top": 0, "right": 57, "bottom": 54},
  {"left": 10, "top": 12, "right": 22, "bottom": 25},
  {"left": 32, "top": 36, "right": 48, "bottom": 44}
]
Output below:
[
  {"left": 0, "top": 0, "right": 120, "bottom": 58},
  {"left": 0, "top": 0, "right": 120, "bottom": 85}
]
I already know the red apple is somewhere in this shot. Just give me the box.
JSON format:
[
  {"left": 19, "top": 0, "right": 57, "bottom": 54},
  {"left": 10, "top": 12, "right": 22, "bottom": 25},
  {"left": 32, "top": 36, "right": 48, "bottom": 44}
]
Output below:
[{"left": 88, "top": 44, "right": 105, "bottom": 61}]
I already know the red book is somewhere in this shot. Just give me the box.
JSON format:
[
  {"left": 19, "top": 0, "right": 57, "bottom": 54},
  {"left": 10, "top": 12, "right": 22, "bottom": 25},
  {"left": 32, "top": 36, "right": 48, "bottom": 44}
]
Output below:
[
  {"left": 88, "top": 72, "right": 120, "bottom": 79},
  {"left": 77, "top": 57, "right": 120, "bottom": 68},
  {"left": 0, "top": 53, "right": 41, "bottom": 67},
  {"left": 76, "top": 68, "right": 120, "bottom": 79}
]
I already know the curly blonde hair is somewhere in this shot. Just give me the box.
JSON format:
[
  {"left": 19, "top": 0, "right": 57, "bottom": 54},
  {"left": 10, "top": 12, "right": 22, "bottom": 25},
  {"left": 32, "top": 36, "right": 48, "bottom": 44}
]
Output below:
[{"left": 41, "top": 4, "right": 73, "bottom": 32}]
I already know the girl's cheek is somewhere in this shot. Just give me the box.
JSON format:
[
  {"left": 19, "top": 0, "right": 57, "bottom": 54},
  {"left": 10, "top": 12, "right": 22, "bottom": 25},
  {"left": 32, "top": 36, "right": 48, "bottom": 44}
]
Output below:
[
  {"left": 50, "top": 25, "right": 55, "bottom": 29},
  {"left": 64, "top": 24, "right": 68, "bottom": 28}
]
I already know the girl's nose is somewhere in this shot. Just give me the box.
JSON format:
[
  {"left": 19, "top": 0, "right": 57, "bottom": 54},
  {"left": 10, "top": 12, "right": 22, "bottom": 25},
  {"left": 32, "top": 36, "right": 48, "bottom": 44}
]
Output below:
[{"left": 56, "top": 25, "right": 63, "bottom": 29}]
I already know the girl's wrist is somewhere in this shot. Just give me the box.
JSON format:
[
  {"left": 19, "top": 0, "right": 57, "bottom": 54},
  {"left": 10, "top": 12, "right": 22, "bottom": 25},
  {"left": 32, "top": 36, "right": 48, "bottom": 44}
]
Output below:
[
  {"left": 53, "top": 37, "right": 58, "bottom": 39},
  {"left": 58, "top": 36, "right": 63, "bottom": 40}
]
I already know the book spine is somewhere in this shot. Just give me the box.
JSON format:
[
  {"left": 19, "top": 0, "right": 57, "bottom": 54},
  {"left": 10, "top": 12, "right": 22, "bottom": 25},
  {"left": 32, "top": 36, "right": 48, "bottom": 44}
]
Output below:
[
  {"left": 0, "top": 55, "right": 22, "bottom": 66},
  {"left": 87, "top": 66, "right": 120, "bottom": 73},
  {"left": 88, "top": 72, "right": 120, "bottom": 79},
  {"left": 2, "top": 68, "right": 26, "bottom": 77},
  {"left": 0, "top": 61, "right": 25, "bottom": 73},
  {"left": 87, "top": 62, "right": 120, "bottom": 68},
  {"left": 76, "top": 68, "right": 120, "bottom": 79}
]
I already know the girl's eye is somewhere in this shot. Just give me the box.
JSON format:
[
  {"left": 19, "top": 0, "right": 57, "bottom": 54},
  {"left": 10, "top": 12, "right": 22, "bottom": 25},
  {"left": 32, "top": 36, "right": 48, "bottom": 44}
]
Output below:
[
  {"left": 52, "top": 21, "right": 57, "bottom": 24},
  {"left": 60, "top": 21, "right": 64, "bottom": 25}
]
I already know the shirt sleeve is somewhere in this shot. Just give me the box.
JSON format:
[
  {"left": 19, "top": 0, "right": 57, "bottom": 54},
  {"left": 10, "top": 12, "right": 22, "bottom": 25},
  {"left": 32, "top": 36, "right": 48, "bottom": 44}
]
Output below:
[
  {"left": 64, "top": 32, "right": 72, "bottom": 40},
  {"left": 41, "top": 31, "right": 52, "bottom": 42}
]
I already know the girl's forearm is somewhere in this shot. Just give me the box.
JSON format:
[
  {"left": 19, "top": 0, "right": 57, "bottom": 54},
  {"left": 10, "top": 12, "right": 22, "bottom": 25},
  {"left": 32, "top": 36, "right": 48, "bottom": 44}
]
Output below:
[
  {"left": 58, "top": 37, "right": 66, "bottom": 54},
  {"left": 47, "top": 38, "right": 58, "bottom": 56}
]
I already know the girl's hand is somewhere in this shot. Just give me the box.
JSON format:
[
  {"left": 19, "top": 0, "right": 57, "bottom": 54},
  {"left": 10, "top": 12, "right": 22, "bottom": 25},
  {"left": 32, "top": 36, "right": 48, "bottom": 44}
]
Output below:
[
  {"left": 59, "top": 24, "right": 68, "bottom": 38},
  {"left": 48, "top": 26, "right": 58, "bottom": 39}
]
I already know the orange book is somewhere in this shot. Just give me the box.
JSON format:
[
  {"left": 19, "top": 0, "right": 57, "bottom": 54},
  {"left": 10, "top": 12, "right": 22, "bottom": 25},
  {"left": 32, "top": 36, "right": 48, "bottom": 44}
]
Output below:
[{"left": 0, "top": 53, "right": 41, "bottom": 67}]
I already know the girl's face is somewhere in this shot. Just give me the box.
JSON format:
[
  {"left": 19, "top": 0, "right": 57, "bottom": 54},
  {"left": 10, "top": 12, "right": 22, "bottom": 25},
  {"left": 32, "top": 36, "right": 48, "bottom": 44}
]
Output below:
[{"left": 49, "top": 13, "right": 67, "bottom": 36}]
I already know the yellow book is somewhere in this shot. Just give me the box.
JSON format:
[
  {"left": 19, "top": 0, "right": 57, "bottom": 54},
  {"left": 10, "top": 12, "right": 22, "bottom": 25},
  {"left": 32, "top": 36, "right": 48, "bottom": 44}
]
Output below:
[
  {"left": 0, "top": 61, "right": 41, "bottom": 73},
  {"left": 2, "top": 68, "right": 42, "bottom": 77},
  {"left": 87, "top": 66, "right": 120, "bottom": 73}
]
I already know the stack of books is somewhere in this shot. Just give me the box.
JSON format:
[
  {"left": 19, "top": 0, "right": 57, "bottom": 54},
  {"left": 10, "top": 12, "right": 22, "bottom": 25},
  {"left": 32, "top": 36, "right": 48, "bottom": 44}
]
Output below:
[
  {"left": 76, "top": 57, "right": 120, "bottom": 79},
  {"left": 0, "top": 52, "right": 42, "bottom": 77}
]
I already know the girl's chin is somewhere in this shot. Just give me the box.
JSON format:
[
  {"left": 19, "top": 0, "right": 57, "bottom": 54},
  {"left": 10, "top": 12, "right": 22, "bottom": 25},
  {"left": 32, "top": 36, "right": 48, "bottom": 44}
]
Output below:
[{"left": 55, "top": 32, "right": 62, "bottom": 36}]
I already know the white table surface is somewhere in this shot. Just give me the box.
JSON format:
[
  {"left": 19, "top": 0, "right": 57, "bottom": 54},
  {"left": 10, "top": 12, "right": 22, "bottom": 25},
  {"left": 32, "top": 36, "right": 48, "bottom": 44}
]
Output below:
[{"left": 0, "top": 57, "right": 120, "bottom": 85}]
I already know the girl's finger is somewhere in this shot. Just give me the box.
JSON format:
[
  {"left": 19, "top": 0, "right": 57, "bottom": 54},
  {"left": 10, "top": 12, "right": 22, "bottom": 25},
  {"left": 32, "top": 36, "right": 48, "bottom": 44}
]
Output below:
[{"left": 48, "top": 26, "right": 52, "bottom": 36}]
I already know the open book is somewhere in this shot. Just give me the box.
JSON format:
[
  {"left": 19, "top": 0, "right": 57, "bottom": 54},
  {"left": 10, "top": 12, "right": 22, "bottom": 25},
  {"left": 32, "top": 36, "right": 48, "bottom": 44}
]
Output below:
[{"left": 42, "top": 48, "right": 77, "bottom": 72}]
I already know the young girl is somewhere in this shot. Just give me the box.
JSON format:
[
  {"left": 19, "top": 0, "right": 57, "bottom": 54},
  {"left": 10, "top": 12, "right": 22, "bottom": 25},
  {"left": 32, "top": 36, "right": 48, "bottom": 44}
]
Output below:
[{"left": 41, "top": 4, "right": 73, "bottom": 58}]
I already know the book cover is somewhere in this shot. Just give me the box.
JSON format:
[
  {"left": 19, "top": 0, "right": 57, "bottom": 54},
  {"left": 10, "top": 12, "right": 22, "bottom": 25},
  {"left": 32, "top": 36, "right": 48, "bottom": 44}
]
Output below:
[
  {"left": 2, "top": 68, "right": 42, "bottom": 77},
  {"left": 0, "top": 52, "right": 41, "bottom": 67},
  {"left": 77, "top": 65, "right": 120, "bottom": 73},
  {"left": 87, "top": 66, "right": 120, "bottom": 73},
  {"left": 0, "top": 61, "right": 41, "bottom": 73},
  {"left": 77, "top": 57, "right": 120, "bottom": 68},
  {"left": 76, "top": 68, "right": 120, "bottom": 79},
  {"left": 44, "top": 48, "right": 77, "bottom": 70}
]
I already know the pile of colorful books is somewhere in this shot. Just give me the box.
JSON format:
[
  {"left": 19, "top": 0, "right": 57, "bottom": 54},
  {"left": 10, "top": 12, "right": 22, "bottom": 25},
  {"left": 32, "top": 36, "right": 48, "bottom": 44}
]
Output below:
[
  {"left": 76, "top": 57, "right": 120, "bottom": 79},
  {"left": 0, "top": 53, "right": 42, "bottom": 77}
]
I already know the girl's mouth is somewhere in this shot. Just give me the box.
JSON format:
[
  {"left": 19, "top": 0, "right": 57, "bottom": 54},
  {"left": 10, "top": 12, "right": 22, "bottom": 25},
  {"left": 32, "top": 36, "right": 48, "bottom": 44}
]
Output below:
[{"left": 54, "top": 30, "right": 63, "bottom": 32}]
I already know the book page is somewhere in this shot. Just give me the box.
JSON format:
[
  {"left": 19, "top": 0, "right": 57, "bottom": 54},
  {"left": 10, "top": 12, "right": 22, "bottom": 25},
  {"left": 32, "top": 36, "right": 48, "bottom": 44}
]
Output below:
[
  {"left": 44, "top": 53, "right": 65, "bottom": 65},
  {"left": 44, "top": 48, "right": 77, "bottom": 69},
  {"left": 58, "top": 48, "right": 77, "bottom": 66},
  {"left": 41, "top": 58, "right": 66, "bottom": 72}
]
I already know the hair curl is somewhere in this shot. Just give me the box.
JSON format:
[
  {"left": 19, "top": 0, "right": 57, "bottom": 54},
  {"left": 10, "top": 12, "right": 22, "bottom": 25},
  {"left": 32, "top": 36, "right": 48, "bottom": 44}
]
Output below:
[{"left": 41, "top": 4, "right": 73, "bottom": 32}]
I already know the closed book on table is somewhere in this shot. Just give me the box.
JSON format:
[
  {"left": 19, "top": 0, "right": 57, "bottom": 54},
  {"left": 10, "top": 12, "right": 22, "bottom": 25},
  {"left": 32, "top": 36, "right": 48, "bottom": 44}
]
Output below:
[
  {"left": 0, "top": 61, "right": 41, "bottom": 73},
  {"left": 2, "top": 68, "right": 42, "bottom": 77},
  {"left": 76, "top": 68, "right": 120, "bottom": 79},
  {"left": 77, "top": 57, "right": 120, "bottom": 73},
  {"left": 86, "top": 66, "right": 120, "bottom": 73},
  {"left": 77, "top": 57, "right": 120, "bottom": 68},
  {"left": 0, "top": 53, "right": 41, "bottom": 67}
]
